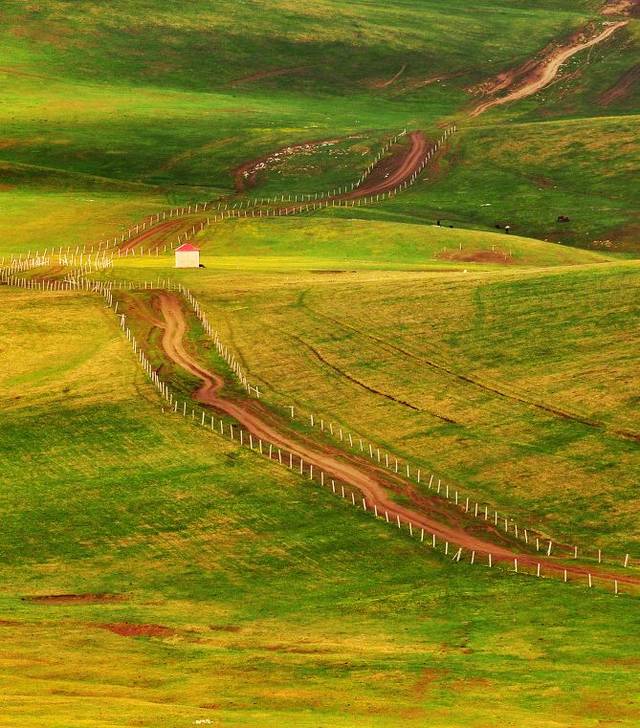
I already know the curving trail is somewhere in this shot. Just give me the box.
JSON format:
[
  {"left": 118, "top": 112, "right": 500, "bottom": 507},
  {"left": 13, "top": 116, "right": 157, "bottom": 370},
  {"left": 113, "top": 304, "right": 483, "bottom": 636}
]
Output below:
[
  {"left": 157, "top": 292, "right": 508, "bottom": 556},
  {"left": 344, "top": 131, "right": 428, "bottom": 198},
  {"left": 277, "top": 131, "right": 432, "bottom": 215},
  {"left": 153, "top": 291, "right": 640, "bottom": 587},
  {"left": 119, "top": 130, "right": 435, "bottom": 251},
  {"left": 471, "top": 21, "right": 628, "bottom": 117}
]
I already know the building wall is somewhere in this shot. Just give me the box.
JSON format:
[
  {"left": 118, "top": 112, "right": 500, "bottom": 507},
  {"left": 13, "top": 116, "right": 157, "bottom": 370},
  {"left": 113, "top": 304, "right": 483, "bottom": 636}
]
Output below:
[{"left": 175, "top": 251, "right": 200, "bottom": 268}]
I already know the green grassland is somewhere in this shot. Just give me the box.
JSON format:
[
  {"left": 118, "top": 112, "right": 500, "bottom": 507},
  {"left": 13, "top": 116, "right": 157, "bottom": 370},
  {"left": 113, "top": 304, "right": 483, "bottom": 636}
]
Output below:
[
  {"left": 2, "top": 287, "right": 640, "bottom": 727},
  {"left": 0, "top": 0, "right": 637, "bottom": 251},
  {"left": 194, "top": 216, "right": 612, "bottom": 268},
  {"left": 328, "top": 115, "right": 640, "bottom": 250},
  {"left": 1, "top": 0, "right": 597, "bottom": 93},
  {"left": 2, "top": 0, "right": 640, "bottom": 724},
  {"left": 103, "top": 221, "right": 638, "bottom": 555},
  {"left": 0, "top": 187, "right": 163, "bottom": 256}
]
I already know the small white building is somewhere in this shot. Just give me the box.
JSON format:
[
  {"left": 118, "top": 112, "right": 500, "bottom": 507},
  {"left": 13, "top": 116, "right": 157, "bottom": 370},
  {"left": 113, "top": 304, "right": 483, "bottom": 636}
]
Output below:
[{"left": 175, "top": 243, "right": 200, "bottom": 268}]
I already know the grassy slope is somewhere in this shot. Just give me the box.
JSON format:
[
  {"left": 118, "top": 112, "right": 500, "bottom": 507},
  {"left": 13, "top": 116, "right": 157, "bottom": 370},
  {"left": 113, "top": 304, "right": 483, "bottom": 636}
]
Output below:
[
  {"left": 105, "top": 230, "right": 638, "bottom": 552},
  {"left": 193, "top": 217, "right": 611, "bottom": 268},
  {"left": 2, "top": 1, "right": 640, "bottom": 723},
  {"left": 3, "top": 0, "right": 637, "bottom": 252},
  {"left": 2, "top": 288, "right": 640, "bottom": 727},
  {"left": 333, "top": 115, "right": 640, "bottom": 250},
  {"left": 0, "top": 188, "right": 164, "bottom": 256}
]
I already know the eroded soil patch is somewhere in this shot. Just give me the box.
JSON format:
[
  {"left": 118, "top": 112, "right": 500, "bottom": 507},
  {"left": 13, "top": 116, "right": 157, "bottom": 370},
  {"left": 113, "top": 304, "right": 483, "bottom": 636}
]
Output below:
[
  {"left": 25, "top": 593, "right": 126, "bottom": 605},
  {"left": 98, "top": 622, "right": 176, "bottom": 638}
]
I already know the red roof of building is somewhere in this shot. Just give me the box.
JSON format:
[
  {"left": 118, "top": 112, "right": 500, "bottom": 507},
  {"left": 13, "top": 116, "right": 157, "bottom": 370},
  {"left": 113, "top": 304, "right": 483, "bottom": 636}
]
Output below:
[{"left": 175, "top": 243, "right": 200, "bottom": 252}]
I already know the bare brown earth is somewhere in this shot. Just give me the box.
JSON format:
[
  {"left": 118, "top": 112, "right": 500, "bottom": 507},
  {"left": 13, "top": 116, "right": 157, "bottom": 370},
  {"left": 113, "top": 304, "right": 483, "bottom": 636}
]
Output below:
[
  {"left": 438, "top": 249, "right": 515, "bottom": 265},
  {"left": 602, "top": 0, "right": 640, "bottom": 16},
  {"left": 368, "top": 64, "right": 407, "bottom": 89},
  {"left": 120, "top": 218, "right": 200, "bottom": 253},
  {"left": 99, "top": 622, "right": 175, "bottom": 638},
  {"left": 599, "top": 62, "right": 640, "bottom": 104},
  {"left": 470, "top": 21, "right": 628, "bottom": 117},
  {"left": 25, "top": 593, "right": 125, "bottom": 604},
  {"left": 150, "top": 291, "right": 640, "bottom": 587},
  {"left": 343, "top": 131, "right": 428, "bottom": 198},
  {"left": 253, "top": 131, "right": 430, "bottom": 213}
]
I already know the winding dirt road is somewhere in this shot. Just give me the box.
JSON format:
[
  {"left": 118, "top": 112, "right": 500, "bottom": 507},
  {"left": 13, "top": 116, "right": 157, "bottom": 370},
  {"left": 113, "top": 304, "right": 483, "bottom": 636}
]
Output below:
[
  {"left": 120, "top": 130, "right": 434, "bottom": 251},
  {"left": 344, "top": 131, "right": 428, "bottom": 198},
  {"left": 471, "top": 21, "right": 628, "bottom": 116},
  {"left": 157, "top": 292, "right": 510, "bottom": 556},
  {"left": 153, "top": 291, "right": 640, "bottom": 587}
]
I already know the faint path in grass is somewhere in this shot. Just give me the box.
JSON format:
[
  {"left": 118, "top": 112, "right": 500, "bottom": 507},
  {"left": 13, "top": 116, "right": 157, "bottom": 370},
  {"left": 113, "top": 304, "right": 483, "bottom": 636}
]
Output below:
[
  {"left": 298, "top": 292, "right": 640, "bottom": 443},
  {"left": 290, "top": 332, "right": 443, "bottom": 417}
]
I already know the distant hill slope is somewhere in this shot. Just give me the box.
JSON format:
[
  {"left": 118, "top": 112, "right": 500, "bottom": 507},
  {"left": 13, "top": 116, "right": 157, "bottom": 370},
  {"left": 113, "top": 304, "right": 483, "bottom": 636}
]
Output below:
[{"left": 0, "top": 0, "right": 637, "bottom": 249}]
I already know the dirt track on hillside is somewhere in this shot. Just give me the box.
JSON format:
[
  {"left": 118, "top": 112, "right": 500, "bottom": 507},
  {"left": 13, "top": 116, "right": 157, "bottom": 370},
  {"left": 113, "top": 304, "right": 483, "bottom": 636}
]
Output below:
[
  {"left": 345, "top": 131, "right": 428, "bottom": 198},
  {"left": 232, "top": 135, "right": 350, "bottom": 192},
  {"left": 121, "top": 131, "right": 432, "bottom": 251},
  {"left": 152, "top": 291, "right": 640, "bottom": 587},
  {"left": 470, "top": 21, "right": 628, "bottom": 117},
  {"left": 156, "top": 292, "right": 510, "bottom": 556}
]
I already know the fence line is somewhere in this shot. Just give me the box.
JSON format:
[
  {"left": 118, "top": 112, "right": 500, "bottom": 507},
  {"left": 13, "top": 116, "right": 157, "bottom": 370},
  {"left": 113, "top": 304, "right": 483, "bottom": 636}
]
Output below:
[
  {"left": 54, "top": 267, "right": 637, "bottom": 574},
  {"left": 1, "top": 126, "right": 456, "bottom": 265},
  {"left": 175, "top": 277, "right": 638, "bottom": 573},
  {"left": 4, "top": 126, "right": 634, "bottom": 575}
]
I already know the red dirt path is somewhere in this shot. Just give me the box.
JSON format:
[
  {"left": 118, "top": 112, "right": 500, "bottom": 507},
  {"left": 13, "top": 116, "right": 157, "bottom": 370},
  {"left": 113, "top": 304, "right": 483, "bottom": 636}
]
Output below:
[
  {"left": 121, "top": 130, "right": 434, "bottom": 250},
  {"left": 470, "top": 21, "right": 628, "bottom": 117},
  {"left": 345, "top": 131, "right": 428, "bottom": 198},
  {"left": 152, "top": 291, "right": 640, "bottom": 588}
]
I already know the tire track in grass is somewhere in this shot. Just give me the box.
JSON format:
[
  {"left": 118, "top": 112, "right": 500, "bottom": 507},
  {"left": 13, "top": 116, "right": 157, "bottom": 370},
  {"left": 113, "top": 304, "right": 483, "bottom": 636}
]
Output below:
[
  {"left": 298, "top": 294, "right": 640, "bottom": 443},
  {"left": 290, "top": 332, "right": 462, "bottom": 424}
]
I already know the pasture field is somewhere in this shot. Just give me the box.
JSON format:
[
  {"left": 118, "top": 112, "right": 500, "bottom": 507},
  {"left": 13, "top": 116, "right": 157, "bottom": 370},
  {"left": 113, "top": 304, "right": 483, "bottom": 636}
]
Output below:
[
  {"left": 1, "top": 287, "right": 640, "bottom": 727},
  {"left": 102, "top": 225, "right": 639, "bottom": 555},
  {"left": 0, "top": 0, "right": 637, "bottom": 249},
  {"left": 0, "top": 188, "right": 164, "bottom": 257},
  {"left": 2, "top": 0, "right": 640, "bottom": 724},
  {"left": 330, "top": 115, "right": 640, "bottom": 250},
  {"left": 191, "top": 217, "right": 611, "bottom": 268}
]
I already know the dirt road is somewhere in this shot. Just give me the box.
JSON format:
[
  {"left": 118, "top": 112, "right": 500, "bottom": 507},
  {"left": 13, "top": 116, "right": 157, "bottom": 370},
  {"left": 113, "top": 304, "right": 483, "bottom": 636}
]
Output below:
[
  {"left": 153, "top": 291, "right": 640, "bottom": 587},
  {"left": 471, "top": 21, "right": 628, "bottom": 117},
  {"left": 344, "top": 131, "right": 428, "bottom": 198},
  {"left": 119, "top": 130, "right": 434, "bottom": 251},
  {"left": 157, "top": 292, "right": 511, "bottom": 556},
  {"left": 275, "top": 131, "right": 432, "bottom": 215}
]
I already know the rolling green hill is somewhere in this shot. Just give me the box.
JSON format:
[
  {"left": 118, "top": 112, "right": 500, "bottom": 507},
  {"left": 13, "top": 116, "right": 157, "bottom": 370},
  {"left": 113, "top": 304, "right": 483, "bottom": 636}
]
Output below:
[
  {"left": 2, "top": 1, "right": 640, "bottom": 725},
  {"left": 0, "top": 0, "right": 637, "bottom": 250},
  {"left": 2, "top": 287, "right": 640, "bottom": 727}
]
